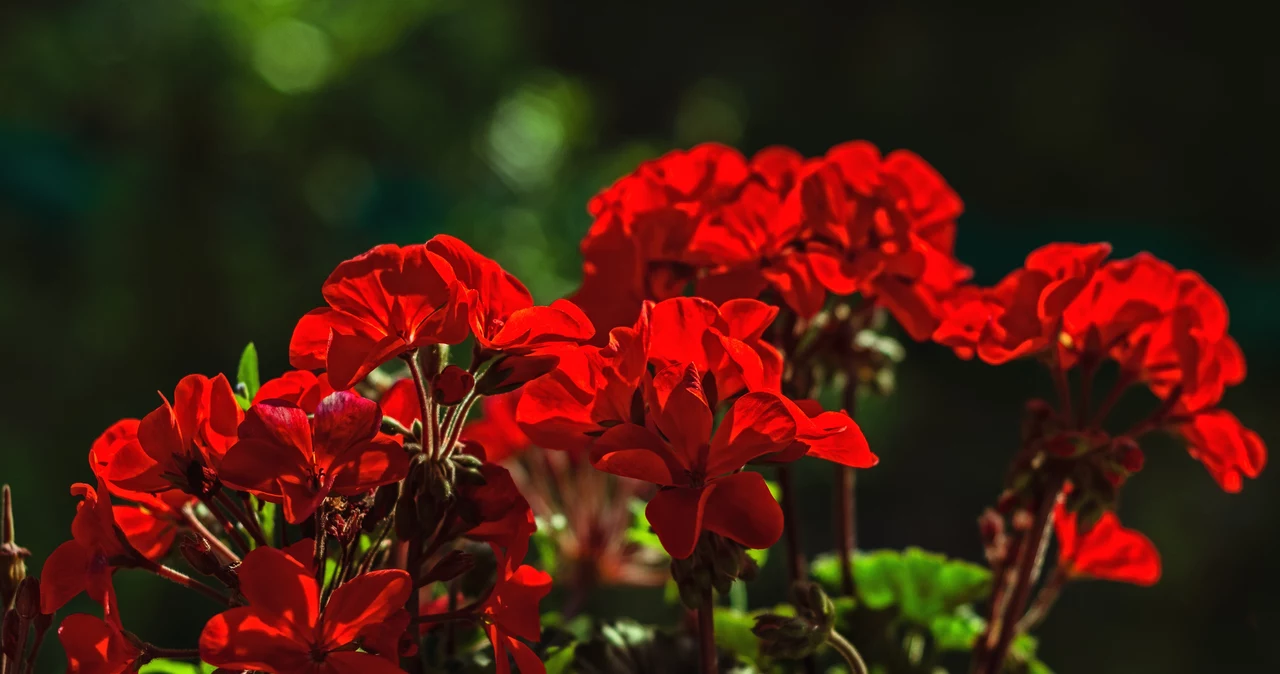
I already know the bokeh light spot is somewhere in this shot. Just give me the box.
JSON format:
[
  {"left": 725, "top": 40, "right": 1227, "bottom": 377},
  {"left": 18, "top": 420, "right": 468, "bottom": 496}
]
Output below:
[{"left": 253, "top": 19, "right": 332, "bottom": 94}]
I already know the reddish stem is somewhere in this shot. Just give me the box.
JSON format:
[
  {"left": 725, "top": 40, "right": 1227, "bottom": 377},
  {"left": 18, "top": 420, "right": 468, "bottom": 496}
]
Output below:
[
  {"left": 698, "top": 589, "right": 717, "bottom": 674},
  {"left": 181, "top": 507, "right": 239, "bottom": 564},
  {"left": 141, "top": 561, "right": 235, "bottom": 606}
]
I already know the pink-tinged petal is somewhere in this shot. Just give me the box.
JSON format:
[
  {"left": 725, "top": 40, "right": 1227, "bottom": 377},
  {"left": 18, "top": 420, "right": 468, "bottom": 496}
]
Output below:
[
  {"left": 218, "top": 439, "right": 304, "bottom": 497},
  {"left": 312, "top": 392, "right": 381, "bottom": 463},
  {"left": 589, "top": 424, "right": 681, "bottom": 485},
  {"left": 40, "top": 540, "right": 92, "bottom": 615},
  {"left": 237, "top": 400, "right": 314, "bottom": 460},
  {"left": 329, "top": 438, "right": 409, "bottom": 495},
  {"left": 706, "top": 392, "right": 797, "bottom": 476},
  {"left": 199, "top": 607, "right": 312, "bottom": 672},
  {"left": 236, "top": 547, "right": 318, "bottom": 628},
  {"left": 321, "top": 569, "right": 413, "bottom": 646},
  {"left": 324, "top": 651, "right": 413, "bottom": 674},
  {"left": 701, "top": 471, "right": 785, "bottom": 551},
  {"left": 645, "top": 485, "right": 715, "bottom": 559}
]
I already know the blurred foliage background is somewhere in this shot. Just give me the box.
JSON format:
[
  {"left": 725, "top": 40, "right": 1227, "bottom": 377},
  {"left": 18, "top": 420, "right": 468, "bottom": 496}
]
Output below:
[{"left": 1, "top": 1, "right": 1274, "bottom": 672}]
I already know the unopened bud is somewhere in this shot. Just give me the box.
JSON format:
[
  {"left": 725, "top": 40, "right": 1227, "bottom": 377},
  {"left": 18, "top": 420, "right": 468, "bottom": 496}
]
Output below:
[
  {"left": 475, "top": 354, "right": 560, "bottom": 396},
  {"left": 417, "top": 549, "right": 476, "bottom": 587},
  {"left": 1113, "top": 437, "right": 1145, "bottom": 473},
  {"left": 433, "top": 365, "right": 474, "bottom": 406},
  {"left": 978, "top": 509, "right": 1008, "bottom": 567},
  {"left": 1, "top": 609, "right": 19, "bottom": 658},
  {"left": 0, "top": 485, "right": 30, "bottom": 611},
  {"left": 13, "top": 577, "right": 38, "bottom": 620},
  {"left": 671, "top": 533, "right": 759, "bottom": 610},
  {"left": 180, "top": 535, "right": 222, "bottom": 576}
]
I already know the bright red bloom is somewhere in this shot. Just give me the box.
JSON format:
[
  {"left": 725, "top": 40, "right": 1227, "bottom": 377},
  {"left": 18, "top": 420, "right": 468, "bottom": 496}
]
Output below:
[
  {"left": 462, "top": 391, "right": 531, "bottom": 464},
  {"left": 378, "top": 378, "right": 422, "bottom": 428},
  {"left": 41, "top": 479, "right": 143, "bottom": 622},
  {"left": 801, "top": 141, "right": 970, "bottom": 340},
  {"left": 255, "top": 370, "right": 339, "bottom": 413},
  {"left": 644, "top": 297, "right": 783, "bottom": 398},
  {"left": 106, "top": 374, "right": 242, "bottom": 498},
  {"left": 480, "top": 562, "right": 553, "bottom": 674},
  {"left": 1179, "top": 410, "right": 1266, "bottom": 493},
  {"left": 590, "top": 363, "right": 795, "bottom": 558},
  {"left": 426, "top": 235, "right": 594, "bottom": 353},
  {"left": 200, "top": 546, "right": 411, "bottom": 674},
  {"left": 289, "top": 243, "right": 473, "bottom": 389},
  {"left": 220, "top": 392, "right": 408, "bottom": 523},
  {"left": 58, "top": 614, "right": 142, "bottom": 674},
  {"left": 1053, "top": 503, "right": 1161, "bottom": 586},
  {"left": 87, "top": 419, "right": 191, "bottom": 561},
  {"left": 573, "top": 144, "right": 754, "bottom": 337}
]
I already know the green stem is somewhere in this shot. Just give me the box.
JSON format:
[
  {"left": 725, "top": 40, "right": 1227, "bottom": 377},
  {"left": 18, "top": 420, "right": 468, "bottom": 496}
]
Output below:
[
  {"left": 698, "top": 588, "right": 717, "bottom": 674},
  {"left": 826, "top": 630, "right": 868, "bottom": 674}
]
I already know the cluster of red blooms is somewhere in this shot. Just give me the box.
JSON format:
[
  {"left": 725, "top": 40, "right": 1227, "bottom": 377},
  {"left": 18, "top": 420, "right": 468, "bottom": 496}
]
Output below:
[{"left": 0, "top": 140, "right": 1264, "bottom": 674}]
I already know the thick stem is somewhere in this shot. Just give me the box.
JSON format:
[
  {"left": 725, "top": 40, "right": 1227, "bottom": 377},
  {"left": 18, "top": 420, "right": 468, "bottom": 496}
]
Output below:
[
  {"left": 835, "top": 382, "right": 858, "bottom": 597},
  {"left": 405, "top": 352, "right": 436, "bottom": 458},
  {"left": 141, "top": 561, "right": 234, "bottom": 606},
  {"left": 826, "top": 630, "right": 869, "bottom": 674},
  {"left": 1017, "top": 566, "right": 1068, "bottom": 633},
  {"left": 181, "top": 507, "right": 239, "bottom": 564},
  {"left": 698, "top": 589, "right": 717, "bottom": 674},
  {"left": 976, "top": 492, "right": 1058, "bottom": 674},
  {"left": 776, "top": 465, "right": 807, "bottom": 585},
  {"left": 202, "top": 498, "right": 251, "bottom": 554}
]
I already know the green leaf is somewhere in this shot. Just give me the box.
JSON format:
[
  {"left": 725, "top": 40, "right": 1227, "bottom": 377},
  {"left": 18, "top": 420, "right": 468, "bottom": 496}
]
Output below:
[
  {"left": 139, "top": 660, "right": 214, "bottom": 674},
  {"left": 811, "top": 548, "right": 991, "bottom": 625},
  {"left": 543, "top": 643, "right": 577, "bottom": 674},
  {"left": 714, "top": 607, "right": 761, "bottom": 663},
  {"left": 235, "top": 342, "right": 260, "bottom": 409},
  {"left": 256, "top": 498, "right": 276, "bottom": 548},
  {"left": 929, "top": 605, "right": 986, "bottom": 651}
]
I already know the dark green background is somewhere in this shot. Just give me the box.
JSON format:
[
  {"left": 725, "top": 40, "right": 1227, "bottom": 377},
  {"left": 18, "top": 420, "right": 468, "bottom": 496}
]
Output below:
[{"left": 1, "top": 1, "right": 1274, "bottom": 672}]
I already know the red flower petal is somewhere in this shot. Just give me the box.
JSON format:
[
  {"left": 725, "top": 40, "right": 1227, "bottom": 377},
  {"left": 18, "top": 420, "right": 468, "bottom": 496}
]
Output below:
[
  {"left": 645, "top": 485, "right": 713, "bottom": 559},
  {"left": 701, "top": 471, "right": 785, "bottom": 551},
  {"left": 321, "top": 569, "right": 413, "bottom": 646}
]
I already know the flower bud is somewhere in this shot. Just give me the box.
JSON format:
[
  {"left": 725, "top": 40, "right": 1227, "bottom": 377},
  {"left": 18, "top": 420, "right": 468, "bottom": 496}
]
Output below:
[
  {"left": 475, "top": 354, "right": 560, "bottom": 396},
  {"left": 433, "top": 365, "right": 475, "bottom": 406},
  {"left": 180, "top": 535, "right": 222, "bottom": 576},
  {"left": 13, "top": 578, "right": 38, "bottom": 621},
  {"left": 978, "top": 508, "right": 1008, "bottom": 567},
  {"left": 1, "top": 609, "right": 19, "bottom": 658},
  {"left": 670, "top": 533, "right": 759, "bottom": 610},
  {"left": 416, "top": 549, "right": 476, "bottom": 588},
  {"left": 0, "top": 485, "right": 30, "bottom": 611},
  {"left": 1113, "top": 437, "right": 1145, "bottom": 473}
]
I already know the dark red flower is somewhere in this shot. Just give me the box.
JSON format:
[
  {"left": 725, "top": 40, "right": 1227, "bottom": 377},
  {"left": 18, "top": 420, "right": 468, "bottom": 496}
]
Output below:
[
  {"left": 1053, "top": 503, "right": 1161, "bottom": 586},
  {"left": 460, "top": 463, "right": 538, "bottom": 566},
  {"left": 57, "top": 613, "right": 141, "bottom": 674},
  {"left": 200, "top": 547, "right": 411, "bottom": 674},
  {"left": 590, "top": 363, "right": 795, "bottom": 558},
  {"left": 426, "top": 235, "right": 594, "bottom": 353},
  {"left": 40, "top": 479, "right": 143, "bottom": 622},
  {"left": 573, "top": 144, "right": 754, "bottom": 338},
  {"left": 803, "top": 141, "right": 970, "bottom": 340},
  {"left": 462, "top": 391, "right": 532, "bottom": 465},
  {"left": 220, "top": 392, "right": 408, "bottom": 523},
  {"left": 1178, "top": 410, "right": 1266, "bottom": 493},
  {"left": 255, "top": 370, "right": 339, "bottom": 413},
  {"left": 480, "top": 562, "right": 553, "bottom": 674},
  {"left": 106, "top": 374, "right": 242, "bottom": 498},
  {"left": 87, "top": 419, "right": 191, "bottom": 561},
  {"left": 289, "top": 243, "right": 473, "bottom": 389}
]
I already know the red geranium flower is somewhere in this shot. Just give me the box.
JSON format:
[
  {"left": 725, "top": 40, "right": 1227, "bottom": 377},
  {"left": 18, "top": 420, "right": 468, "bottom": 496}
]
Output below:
[
  {"left": 803, "top": 141, "right": 970, "bottom": 340},
  {"left": 1053, "top": 503, "right": 1161, "bottom": 586},
  {"left": 590, "top": 363, "right": 795, "bottom": 558},
  {"left": 480, "top": 561, "right": 553, "bottom": 674},
  {"left": 1179, "top": 410, "right": 1266, "bottom": 493},
  {"left": 462, "top": 391, "right": 531, "bottom": 465},
  {"left": 573, "top": 144, "right": 754, "bottom": 338},
  {"left": 58, "top": 613, "right": 142, "bottom": 674},
  {"left": 106, "top": 374, "right": 242, "bottom": 498},
  {"left": 426, "top": 235, "right": 594, "bottom": 354},
  {"left": 87, "top": 419, "right": 191, "bottom": 561},
  {"left": 289, "top": 243, "right": 473, "bottom": 389},
  {"left": 41, "top": 479, "right": 144, "bottom": 622},
  {"left": 644, "top": 296, "right": 783, "bottom": 398},
  {"left": 200, "top": 546, "right": 411, "bottom": 674},
  {"left": 255, "top": 370, "right": 339, "bottom": 413},
  {"left": 219, "top": 392, "right": 408, "bottom": 523}
]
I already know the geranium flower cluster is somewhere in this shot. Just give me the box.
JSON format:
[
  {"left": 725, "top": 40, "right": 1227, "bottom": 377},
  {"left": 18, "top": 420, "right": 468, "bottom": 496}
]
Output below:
[{"left": 0, "top": 141, "right": 1264, "bottom": 674}]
